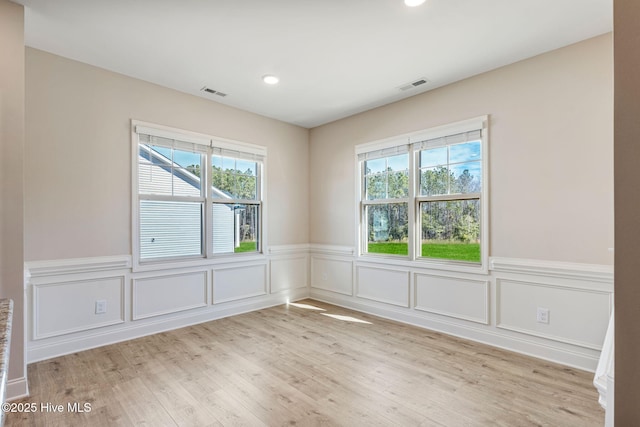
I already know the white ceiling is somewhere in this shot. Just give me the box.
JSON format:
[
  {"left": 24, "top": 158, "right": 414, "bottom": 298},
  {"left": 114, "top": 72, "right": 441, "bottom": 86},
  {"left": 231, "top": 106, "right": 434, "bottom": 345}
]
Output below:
[{"left": 15, "top": 0, "right": 612, "bottom": 128}]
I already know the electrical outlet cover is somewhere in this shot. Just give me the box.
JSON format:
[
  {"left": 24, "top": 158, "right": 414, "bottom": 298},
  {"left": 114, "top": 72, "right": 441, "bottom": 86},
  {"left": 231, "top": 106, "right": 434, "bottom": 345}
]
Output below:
[
  {"left": 536, "top": 307, "right": 550, "bottom": 324},
  {"left": 95, "top": 300, "right": 107, "bottom": 314}
]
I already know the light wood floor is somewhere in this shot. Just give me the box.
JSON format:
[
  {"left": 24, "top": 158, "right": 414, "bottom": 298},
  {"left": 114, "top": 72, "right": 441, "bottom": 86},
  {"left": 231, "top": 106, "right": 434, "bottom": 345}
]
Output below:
[{"left": 7, "top": 299, "right": 603, "bottom": 426}]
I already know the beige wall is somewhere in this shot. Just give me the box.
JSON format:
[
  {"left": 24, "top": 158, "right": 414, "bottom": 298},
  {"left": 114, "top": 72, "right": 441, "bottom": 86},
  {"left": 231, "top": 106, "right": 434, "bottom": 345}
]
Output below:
[
  {"left": 310, "top": 34, "right": 613, "bottom": 265},
  {"left": 24, "top": 49, "right": 309, "bottom": 262},
  {"left": 0, "top": 0, "right": 26, "bottom": 384},
  {"left": 614, "top": 0, "right": 640, "bottom": 423}
]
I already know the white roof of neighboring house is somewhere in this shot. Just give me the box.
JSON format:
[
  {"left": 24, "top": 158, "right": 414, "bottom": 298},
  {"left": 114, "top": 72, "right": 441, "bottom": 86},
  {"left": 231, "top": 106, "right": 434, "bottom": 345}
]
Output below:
[{"left": 139, "top": 144, "right": 231, "bottom": 199}]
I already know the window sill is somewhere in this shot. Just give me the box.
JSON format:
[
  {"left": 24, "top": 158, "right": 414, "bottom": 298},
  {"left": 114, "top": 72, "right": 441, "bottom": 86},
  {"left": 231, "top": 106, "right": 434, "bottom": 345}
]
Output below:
[
  {"left": 132, "top": 253, "right": 267, "bottom": 273},
  {"left": 356, "top": 254, "right": 488, "bottom": 275}
]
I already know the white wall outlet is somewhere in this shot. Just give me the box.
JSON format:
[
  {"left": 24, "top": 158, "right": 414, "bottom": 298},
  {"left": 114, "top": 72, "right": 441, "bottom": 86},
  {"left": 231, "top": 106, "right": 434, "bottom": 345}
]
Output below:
[
  {"left": 95, "top": 300, "right": 107, "bottom": 314},
  {"left": 536, "top": 307, "right": 550, "bottom": 324}
]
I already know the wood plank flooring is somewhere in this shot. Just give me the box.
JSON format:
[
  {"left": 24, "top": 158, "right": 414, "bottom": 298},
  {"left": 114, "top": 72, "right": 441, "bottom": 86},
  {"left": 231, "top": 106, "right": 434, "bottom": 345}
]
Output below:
[{"left": 6, "top": 299, "right": 604, "bottom": 426}]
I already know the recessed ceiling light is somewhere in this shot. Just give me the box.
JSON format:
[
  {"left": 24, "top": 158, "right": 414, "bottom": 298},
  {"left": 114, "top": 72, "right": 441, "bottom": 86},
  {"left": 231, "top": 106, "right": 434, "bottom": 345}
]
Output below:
[
  {"left": 404, "top": 0, "right": 426, "bottom": 6},
  {"left": 262, "top": 75, "right": 279, "bottom": 85}
]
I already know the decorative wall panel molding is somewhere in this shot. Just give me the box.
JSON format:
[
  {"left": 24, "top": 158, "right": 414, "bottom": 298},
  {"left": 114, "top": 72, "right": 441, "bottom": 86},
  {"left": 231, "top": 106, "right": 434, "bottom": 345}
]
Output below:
[
  {"left": 32, "top": 276, "right": 125, "bottom": 339},
  {"left": 356, "top": 265, "right": 410, "bottom": 307},
  {"left": 132, "top": 270, "right": 208, "bottom": 320},
  {"left": 310, "top": 248, "right": 613, "bottom": 371},
  {"left": 311, "top": 256, "right": 353, "bottom": 295},
  {"left": 414, "top": 273, "right": 489, "bottom": 324},
  {"left": 24, "top": 251, "right": 613, "bottom": 372},
  {"left": 25, "top": 251, "right": 309, "bottom": 363},
  {"left": 212, "top": 263, "right": 267, "bottom": 304},
  {"left": 496, "top": 278, "right": 611, "bottom": 350},
  {"left": 270, "top": 256, "right": 308, "bottom": 293}
]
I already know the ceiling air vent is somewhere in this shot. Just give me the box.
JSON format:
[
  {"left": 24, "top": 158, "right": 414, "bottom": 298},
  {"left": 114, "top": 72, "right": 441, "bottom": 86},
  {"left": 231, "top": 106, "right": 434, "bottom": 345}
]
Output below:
[
  {"left": 201, "top": 87, "right": 228, "bottom": 97},
  {"left": 398, "top": 77, "right": 429, "bottom": 92}
]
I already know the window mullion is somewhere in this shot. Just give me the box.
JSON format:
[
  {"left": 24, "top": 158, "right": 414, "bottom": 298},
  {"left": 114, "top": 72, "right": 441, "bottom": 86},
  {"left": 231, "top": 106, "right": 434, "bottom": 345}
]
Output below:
[
  {"left": 446, "top": 145, "right": 451, "bottom": 195},
  {"left": 408, "top": 149, "right": 416, "bottom": 260},
  {"left": 416, "top": 193, "right": 480, "bottom": 203},
  {"left": 212, "top": 198, "right": 261, "bottom": 205},
  {"left": 385, "top": 158, "right": 389, "bottom": 199},
  {"left": 204, "top": 151, "right": 212, "bottom": 258},
  {"left": 139, "top": 194, "right": 205, "bottom": 203},
  {"left": 362, "top": 198, "right": 410, "bottom": 206}
]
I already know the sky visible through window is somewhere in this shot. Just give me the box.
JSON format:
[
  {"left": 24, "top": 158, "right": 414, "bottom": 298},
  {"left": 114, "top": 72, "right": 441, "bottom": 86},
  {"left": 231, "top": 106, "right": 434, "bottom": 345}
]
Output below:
[
  {"left": 152, "top": 146, "right": 199, "bottom": 169},
  {"left": 421, "top": 140, "right": 481, "bottom": 195},
  {"left": 153, "top": 147, "right": 257, "bottom": 177}
]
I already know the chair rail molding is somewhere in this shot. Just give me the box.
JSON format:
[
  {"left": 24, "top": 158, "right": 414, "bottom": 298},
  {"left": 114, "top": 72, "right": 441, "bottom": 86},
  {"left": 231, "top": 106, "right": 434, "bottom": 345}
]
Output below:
[
  {"left": 268, "top": 244, "right": 311, "bottom": 256},
  {"left": 489, "top": 257, "right": 613, "bottom": 284},
  {"left": 25, "top": 255, "right": 132, "bottom": 278},
  {"left": 309, "top": 244, "right": 355, "bottom": 256}
]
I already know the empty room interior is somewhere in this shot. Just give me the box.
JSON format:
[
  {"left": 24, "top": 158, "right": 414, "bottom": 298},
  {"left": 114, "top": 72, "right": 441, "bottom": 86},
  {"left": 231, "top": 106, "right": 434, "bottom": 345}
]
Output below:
[{"left": 1, "top": 0, "right": 639, "bottom": 425}]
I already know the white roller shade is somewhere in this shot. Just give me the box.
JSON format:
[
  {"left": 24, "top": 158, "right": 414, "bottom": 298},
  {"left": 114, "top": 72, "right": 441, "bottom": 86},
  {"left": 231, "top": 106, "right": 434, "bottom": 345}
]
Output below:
[
  {"left": 138, "top": 133, "right": 209, "bottom": 154},
  {"left": 212, "top": 146, "right": 265, "bottom": 163},
  {"left": 136, "top": 125, "right": 210, "bottom": 148},
  {"left": 357, "top": 144, "right": 409, "bottom": 162},
  {"left": 411, "top": 129, "right": 482, "bottom": 151}
]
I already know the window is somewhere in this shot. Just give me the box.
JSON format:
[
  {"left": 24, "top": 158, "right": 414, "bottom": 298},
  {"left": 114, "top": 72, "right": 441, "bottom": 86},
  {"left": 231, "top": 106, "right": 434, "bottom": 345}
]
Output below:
[
  {"left": 416, "top": 131, "right": 482, "bottom": 263},
  {"left": 134, "top": 123, "right": 265, "bottom": 263},
  {"left": 210, "top": 149, "right": 261, "bottom": 254},
  {"left": 357, "top": 116, "right": 488, "bottom": 270},
  {"left": 360, "top": 150, "right": 409, "bottom": 256}
]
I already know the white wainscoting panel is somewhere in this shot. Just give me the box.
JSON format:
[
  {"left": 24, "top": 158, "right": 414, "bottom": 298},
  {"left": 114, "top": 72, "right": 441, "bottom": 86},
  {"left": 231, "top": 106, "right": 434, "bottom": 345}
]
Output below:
[
  {"left": 25, "top": 253, "right": 308, "bottom": 370},
  {"left": 132, "top": 271, "right": 208, "bottom": 320},
  {"left": 496, "top": 278, "right": 611, "bottom": 350},
  {"left": 213, "top": 263, "right": 267, "bottom": 304},
  {"left": 33, "top": 276, "right": 124, "bottom": 339},
  {"left": 310, "top": 256, "right": 353, "bottom": 295},
  {"left": 414, "top": 273, "right": 489, "bottom": 324},
  {"left": 25, "top": 251, "right": 613, "bottom": 376},
  {"left": 356, "top": 265, "right": 410, "bottom": 307},
  {"left": 270, "top": 256, "right": 308, "bottom": 293}
]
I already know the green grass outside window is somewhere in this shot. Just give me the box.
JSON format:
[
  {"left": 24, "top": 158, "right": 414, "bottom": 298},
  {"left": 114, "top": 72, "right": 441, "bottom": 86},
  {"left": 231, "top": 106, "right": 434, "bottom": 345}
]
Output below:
[
  {"left": 234, "top": 241, "right": 258, "bottom": 253},
  {"left": 367, "top": 241, "right": 480, "bottom": 262}
]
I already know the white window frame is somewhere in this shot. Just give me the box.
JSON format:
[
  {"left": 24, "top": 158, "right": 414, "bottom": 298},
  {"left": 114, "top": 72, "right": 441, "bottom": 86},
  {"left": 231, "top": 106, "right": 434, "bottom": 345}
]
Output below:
[
  {"left": 359, "top": 141, "right": 413, "bottom": 259},
  {"left": 131, "top": 120, "right": 267, "bottom": 271},
  {"left": 355, "top": 115, "right": 489, "bottom": 274}
]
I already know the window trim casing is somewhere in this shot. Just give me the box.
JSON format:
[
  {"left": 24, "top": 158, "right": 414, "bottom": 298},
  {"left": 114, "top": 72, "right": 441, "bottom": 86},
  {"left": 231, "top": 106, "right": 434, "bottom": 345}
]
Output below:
[
  {"left": 131, "top": 120, "right": 267, "bottom": 272},
  {"left": 355, "top": 115, "right": 489, "bottom": 274}
]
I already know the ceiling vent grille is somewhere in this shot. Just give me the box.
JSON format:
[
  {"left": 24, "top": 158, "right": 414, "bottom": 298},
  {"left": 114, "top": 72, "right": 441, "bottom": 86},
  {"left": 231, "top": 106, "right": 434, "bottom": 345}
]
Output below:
[
  {"left": 398, "top": 77, "right": 429, "bottom": 92},
  {"left": 201, "top": 87, "right": 228, "bottom": 97}
]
